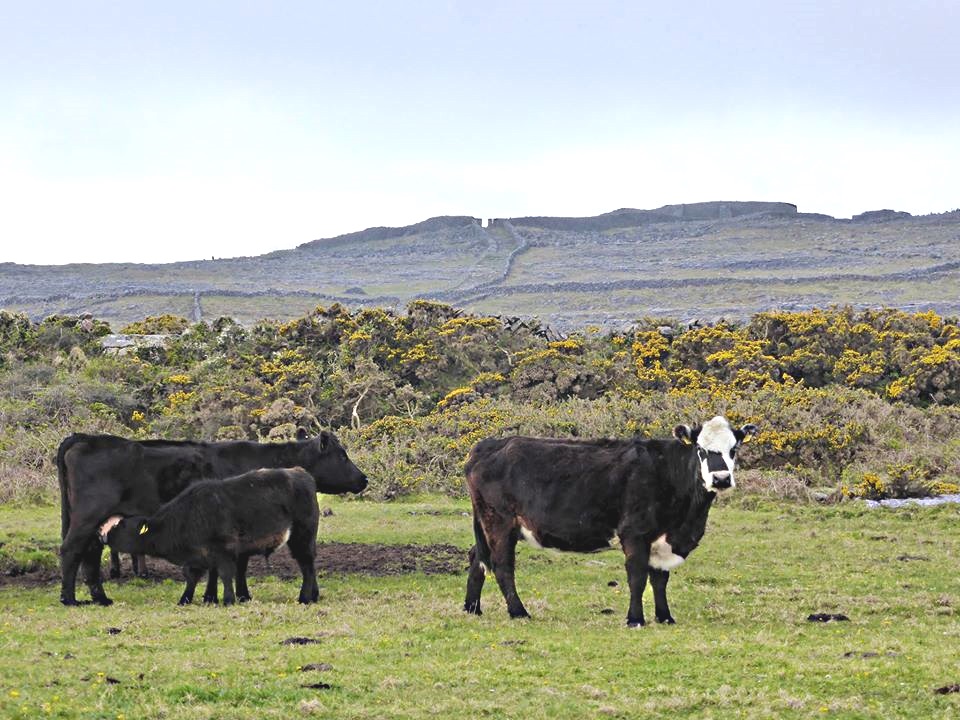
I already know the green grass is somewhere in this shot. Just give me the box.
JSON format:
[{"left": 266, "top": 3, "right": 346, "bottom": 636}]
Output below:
[{"left": 1, "top": 496, "right": 959, "bottom": 718}]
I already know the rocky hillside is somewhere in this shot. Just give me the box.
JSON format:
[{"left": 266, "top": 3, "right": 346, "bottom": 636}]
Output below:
[{"left": 2, "top": 201, "right": 958, "bottom": 329}]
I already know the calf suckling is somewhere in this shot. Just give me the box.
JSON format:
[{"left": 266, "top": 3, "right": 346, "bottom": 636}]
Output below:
[
  {"left": 100, "top": 467, "right": 323, "bottom": 606},
  {"left": 59, "top": 429, "right": 367, "bottom": 606},
  {"left": 463, "top": 416, "right": 757, "bottom": 626}
]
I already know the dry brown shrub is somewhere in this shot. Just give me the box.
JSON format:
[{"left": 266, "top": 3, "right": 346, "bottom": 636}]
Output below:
[{"left": 0, "top": 462, "right": 54, "bottom": 503}]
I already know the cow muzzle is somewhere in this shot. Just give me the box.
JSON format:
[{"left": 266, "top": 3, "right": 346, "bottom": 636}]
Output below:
[
  {"left": 354, "top": 473, "right": 368, "bottom": 492},
  {"left": 710, "top": 472, "right": 733, "bottom": 490}
]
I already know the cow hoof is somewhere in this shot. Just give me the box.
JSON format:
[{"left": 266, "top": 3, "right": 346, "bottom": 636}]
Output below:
[
  {"left": 626, "top": 619, "right": 646, "bottom": 628},
  {"left": 60, "top": 597, "right": 82, "bottom": 607},
  {"left": 202, "top": 596, "right": 218, "bottom": 604},
  {"left": 92, "top": 597, "right": 114, "bottom": 607},
  {"left": 508, "top": 610, "right": 531, "bottom": 620},
  {"left": 238, "top": 595, "right": 251, "bottom": 603},
  {"left": 656, "top": 616, "right": 676, "bottom": 625},
  {"left": 463, "top": 602, "right": 482, "bottom": 616},
  {"left": 178, "top": 598, "right": 193, "bottom": 606}
]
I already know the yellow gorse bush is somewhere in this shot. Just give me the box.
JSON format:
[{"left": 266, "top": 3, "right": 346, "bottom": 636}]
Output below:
[{"left": 5, "top": 302, "right": 960, "bottom": 501}]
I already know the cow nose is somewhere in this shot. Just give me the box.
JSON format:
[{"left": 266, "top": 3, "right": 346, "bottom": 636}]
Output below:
[{"left": 712, "top": 472, "right": 731, "bottom": 489}]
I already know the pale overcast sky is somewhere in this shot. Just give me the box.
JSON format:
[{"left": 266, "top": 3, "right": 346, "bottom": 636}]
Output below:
[{"left": 2, "top": 1, "right": 958, "bottom": 264}]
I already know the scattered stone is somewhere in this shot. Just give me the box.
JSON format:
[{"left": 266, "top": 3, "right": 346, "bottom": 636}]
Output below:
[
  {"left": 499, "top": 640, "right": 526, "bottom": 646},
  {"left": 843, "top": 651, "right": 900, "bottom": 659},
  {"left": 934, "top": 684, "right": 960, "bottom": 695},
  {"left": 807, "top": 613, "right": 849, "bottom": 622},
  {"left": 299, "top": 699, "right": 324, "bottom": 714},
  {"left": 300, "top": 663, "right": 333, "bottom": 672},
  {"left": 600, "top": 608, "right": 616, "bottom": 615},
  {"left": 607, "top": 580, "right": 619, "bottom": 587},
  {"left": 864, "top": 494, "right": 960, "bottom": 509},
  {"left": 897, "top": 554, "right": 929, "bottom": 562},
  {"left": 106, "top": 627, "right": 122, "bottom": 635}
]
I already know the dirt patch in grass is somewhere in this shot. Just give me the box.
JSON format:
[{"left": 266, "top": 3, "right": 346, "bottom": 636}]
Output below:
[{"left": 0, "top": 541, "right": 466, "bottom": 589}]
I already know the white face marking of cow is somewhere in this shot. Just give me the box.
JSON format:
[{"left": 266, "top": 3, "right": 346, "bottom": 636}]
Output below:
[
  {"left": 649, "top": 534, "right": 685, "bottom": 570},
  {"left": 98, "top": 515, "right": 124, "bottom": 544},
  {"left": 689, "top": 416, "right": 757, "bottom": 492}
]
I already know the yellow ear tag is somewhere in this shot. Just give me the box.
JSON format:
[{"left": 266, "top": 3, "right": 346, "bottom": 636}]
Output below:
[
  {"left": 743, "top": 435, "right": 752, "bottom": 444},
  {"left": 682, "top": 436, "right": 692, "bottom": 445},
  {"left": 139, "top": 524, "right": 149, "bottom": 535}
]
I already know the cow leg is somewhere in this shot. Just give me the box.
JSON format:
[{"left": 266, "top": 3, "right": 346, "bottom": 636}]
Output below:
[
  {"left": 81, "top": 540, "right": 113, "bottom": 606},
  {"left": 235, "top": 554, "right": 252, "bottom": 603},
  {"left": 109, "top": 549, "right": 122, "bottom": 579},
  {"left": 488, "top": 524, "right": 528, "bottom": 619},
  {"left": 202, "top": 569, "right": 219, "bottom": 604},
  {"left": 464, "top": 545, "right": 487, "bottom": 615},
  {"left": 464, "top": 510, "right": 493, "bottom": 614},
  {"left": 622, "top": 540, "right": 651, "bottom": 627},
  {"left": 179, "top": 566, "right": 205, "bottom": 605},
  {"left": 60, "top": 542, "right": 85, "bottom": 605},
  {"left": 61, "top": 520, "right": 106, "bottom": 605},
  {"left": 133, "top": 554, "right": 149, "bottom": 579},
  {"left": 216, "top": 558, "right": 237, "bottom": 606},
  {"left": 649, "top": 569, "right": 675, "bottom": 624},
  {"left": 288, "top": 533, "right": 319, "bottom": 604}
]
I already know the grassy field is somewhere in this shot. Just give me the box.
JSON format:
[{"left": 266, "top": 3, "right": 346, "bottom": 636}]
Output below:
[{"left": 1, "top": 495, "right": 959, "bottom": 719}]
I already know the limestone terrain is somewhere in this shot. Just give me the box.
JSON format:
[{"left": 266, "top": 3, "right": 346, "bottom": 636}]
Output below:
[{"left": 2, "top": 201, "right": 958, "bottom": 329}]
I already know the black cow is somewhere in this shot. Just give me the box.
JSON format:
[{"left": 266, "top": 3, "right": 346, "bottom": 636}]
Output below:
[
  {"left": 99, "top": 468, "right": 322, "bottom": 605},
  {"left": 463, "top": 416, "right": 756, "bottom": 626},
  {"left": 58, "top": 430, "right": 367, "bottom": 606}
]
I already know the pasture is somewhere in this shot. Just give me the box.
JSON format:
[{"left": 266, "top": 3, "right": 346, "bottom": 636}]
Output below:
[{"left": 1, "top": 494, "right": 958, "bottom": 719}]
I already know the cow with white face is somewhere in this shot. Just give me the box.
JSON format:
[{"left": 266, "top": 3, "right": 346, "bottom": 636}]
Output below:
[
  {"left": 675, "top": 415, "right": 755, "bottom": 491},
  {"left": 463, "top": 415, "right": 757, "bottom": 626}
]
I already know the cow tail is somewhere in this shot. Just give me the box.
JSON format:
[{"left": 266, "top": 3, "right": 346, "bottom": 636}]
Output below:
[
  {"left": 471, "top": 512, "right": 492, "bottom": 568},
  {"left": 57, "top": 435, "right": 77, "bottom": 541}
]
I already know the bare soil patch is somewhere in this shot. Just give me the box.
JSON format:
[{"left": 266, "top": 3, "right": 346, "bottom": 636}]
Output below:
[{"left": 0, "top": 541, "right": 466, "bottom": 589}]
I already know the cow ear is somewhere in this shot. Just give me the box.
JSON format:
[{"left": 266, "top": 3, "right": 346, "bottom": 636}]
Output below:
[
  {"left": 673, "top": 424, "right": 693, "bottom": 444},
  {"left": 317, "top": 431, "right": 330, "bottom": 452},
  {"left": 296, "top": 427, "right": 308, "bottom": 442},
  {"left": 736, "top": 424, "right": 758, "bottom": 444}
]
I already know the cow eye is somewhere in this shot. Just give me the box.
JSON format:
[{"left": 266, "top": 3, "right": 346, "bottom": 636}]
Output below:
[{"left": 730, "top": 448, "right": 737, "bottom": 458}]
